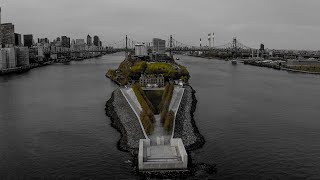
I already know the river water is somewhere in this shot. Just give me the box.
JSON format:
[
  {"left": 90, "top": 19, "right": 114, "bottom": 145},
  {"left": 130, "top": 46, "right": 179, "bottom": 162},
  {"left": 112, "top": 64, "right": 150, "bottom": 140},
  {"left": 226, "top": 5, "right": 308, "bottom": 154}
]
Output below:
[{"left": 1, "top": 53, "right": 320, "bottom": 179}]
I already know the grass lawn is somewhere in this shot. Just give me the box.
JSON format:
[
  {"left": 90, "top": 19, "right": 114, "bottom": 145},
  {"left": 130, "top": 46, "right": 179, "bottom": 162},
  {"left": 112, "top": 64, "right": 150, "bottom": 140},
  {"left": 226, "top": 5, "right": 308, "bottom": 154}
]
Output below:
[{"left": 144, "top": 90, "right": 164, "bottom": 114}]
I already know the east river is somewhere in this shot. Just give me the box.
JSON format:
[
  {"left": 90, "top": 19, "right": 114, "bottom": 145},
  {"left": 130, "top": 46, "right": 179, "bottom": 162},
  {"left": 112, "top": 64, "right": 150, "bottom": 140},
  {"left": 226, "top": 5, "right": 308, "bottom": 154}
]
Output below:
[{"left": 1, "top": 53, "right": 320, "bottom": 179}]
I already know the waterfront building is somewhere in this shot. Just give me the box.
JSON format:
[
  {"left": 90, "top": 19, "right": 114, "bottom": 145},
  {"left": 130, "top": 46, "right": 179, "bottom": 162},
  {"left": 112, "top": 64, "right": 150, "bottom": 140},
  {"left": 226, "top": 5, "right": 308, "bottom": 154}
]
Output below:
[
  {"left": 0, "top": 49, "right": 5, "bottom": 70},
  {"left": 24, "top": 34, "right": 33, "bottom": 48},
  {"left": 14, "top": 33, "right": 22, "bottom": 46},
  {"left": 0, "top": 48, "right": 16, "bottom": 69},
  {"left": 152, "top": 38, "right": 166, "bottom": 54},
  {"left": 93, "top": 36, "right": 100, "bottom": 46},
  {"left": 61, "top": 36, "right": 70, "bottom": 48},
  {"left": 135, "top": 44, "right": 148, "bottom": 57},
  {"left": 139, "top": 74, "right": 165, "bottom": 87},
  {"left": 15, "top": 47, "right": 30, "bottom": 67},
  {"left": 1, "top": 23, "right": 15, "bottom": 47},
  {"left": 87, "top": 35, "right": 92, "bottom": 46}
]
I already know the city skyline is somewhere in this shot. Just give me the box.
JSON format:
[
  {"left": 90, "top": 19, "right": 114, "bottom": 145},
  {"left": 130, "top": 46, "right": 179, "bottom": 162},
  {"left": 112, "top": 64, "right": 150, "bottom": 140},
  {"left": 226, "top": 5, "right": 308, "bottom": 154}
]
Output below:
[{"left": 1, "top": 0, "right": 320, "bottom": 50}]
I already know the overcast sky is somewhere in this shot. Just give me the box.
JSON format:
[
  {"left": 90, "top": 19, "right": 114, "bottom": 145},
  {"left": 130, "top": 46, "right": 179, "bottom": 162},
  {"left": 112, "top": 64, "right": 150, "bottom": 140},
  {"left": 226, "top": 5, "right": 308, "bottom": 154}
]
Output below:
[{"left": 1, "top": 0, "right": 320, "bottom": 50}]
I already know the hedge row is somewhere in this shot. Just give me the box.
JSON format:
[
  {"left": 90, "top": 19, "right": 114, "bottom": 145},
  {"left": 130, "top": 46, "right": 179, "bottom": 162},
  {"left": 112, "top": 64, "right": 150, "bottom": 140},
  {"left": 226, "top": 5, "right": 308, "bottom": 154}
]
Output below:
[
  {"left": 164, "top": 110, "right": 175, "bottom": 132},
  {"left": 132, "top": 83, "right": 155, "bottom": 134},
  {"left": 159, "top": 83, "right": 174, "bottom": 125}
]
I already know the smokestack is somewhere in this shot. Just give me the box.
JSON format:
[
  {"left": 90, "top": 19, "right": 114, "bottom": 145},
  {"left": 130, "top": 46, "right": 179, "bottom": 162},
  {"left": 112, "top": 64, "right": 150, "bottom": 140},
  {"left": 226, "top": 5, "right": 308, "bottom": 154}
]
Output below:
[
  {"left": 200, "top": 38, "right": 202, "bottom": 47},
  {"left": 212, "top": 33, "right": 215, "bottom": 48},
  {"left": 208, "top": 33, "right": 211, "bottom": 48}
]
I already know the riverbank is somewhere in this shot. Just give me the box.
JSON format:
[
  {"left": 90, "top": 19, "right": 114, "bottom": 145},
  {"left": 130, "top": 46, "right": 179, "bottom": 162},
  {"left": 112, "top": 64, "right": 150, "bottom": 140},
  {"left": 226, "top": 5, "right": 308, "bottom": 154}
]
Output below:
[{"left": 0, "top": 54, "right": 107, "bottom": 76}]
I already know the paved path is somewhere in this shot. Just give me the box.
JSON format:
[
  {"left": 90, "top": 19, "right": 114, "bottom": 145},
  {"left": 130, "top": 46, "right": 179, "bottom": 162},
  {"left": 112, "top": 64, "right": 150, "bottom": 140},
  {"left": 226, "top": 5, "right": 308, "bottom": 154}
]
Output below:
[
  {"left": 149, "top": 115, "right": 171, "bottom": 146},
  {"left": 169, "top": 87, "right": 185, "bottom": 115},
  {"left": 121, "top": 87, "right": 185, "bottom": 144},
  {"left": 121, "top": 88, "right": 142, "bottom": 116}
]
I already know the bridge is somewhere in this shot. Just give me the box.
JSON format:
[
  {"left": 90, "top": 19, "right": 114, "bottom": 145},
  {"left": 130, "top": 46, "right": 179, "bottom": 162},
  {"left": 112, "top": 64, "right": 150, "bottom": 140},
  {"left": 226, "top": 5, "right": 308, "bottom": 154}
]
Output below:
[{"left": 36, "top": 35, "right": 320, "bottom": 59}]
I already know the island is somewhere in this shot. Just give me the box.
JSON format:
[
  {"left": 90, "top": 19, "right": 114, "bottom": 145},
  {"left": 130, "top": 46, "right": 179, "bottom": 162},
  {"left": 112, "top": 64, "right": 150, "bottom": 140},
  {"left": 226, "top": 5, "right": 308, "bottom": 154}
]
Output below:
[{"left": 105, "top": 51, "right": 212, "bottom": 177}]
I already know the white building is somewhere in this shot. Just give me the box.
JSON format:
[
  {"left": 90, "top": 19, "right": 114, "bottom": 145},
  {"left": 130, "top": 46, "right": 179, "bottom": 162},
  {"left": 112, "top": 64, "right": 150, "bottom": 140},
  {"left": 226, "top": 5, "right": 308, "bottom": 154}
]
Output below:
[{"left": 135, "top": 44, "right": 147, "bottom": 57}]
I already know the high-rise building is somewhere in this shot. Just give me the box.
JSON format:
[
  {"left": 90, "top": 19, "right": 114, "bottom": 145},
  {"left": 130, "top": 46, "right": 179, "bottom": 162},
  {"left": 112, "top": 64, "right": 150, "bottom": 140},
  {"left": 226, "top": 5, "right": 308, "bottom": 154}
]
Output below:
[
  {"left": 93, "top": 36, "right": 100, "bottom": 46},
  {"left": 260, "top": 43, "right": 265, "bottom": 51},
  {"left": 76, "top": 39, "right": 85, "bottom": 45},
  {"left": 24, "top": 34, "right": 33, "bottom": 48},
  {"left": 1, "top": 23, "right": 15, "bottom": 47},
  {"left": 15, "top": 47, "right": 29, "bottom": 67},
  {"left": 87, "top": 34, "right": 92, "bottom": 46},
  {"left": 152, "top": 38, "right": 166, "bottom": 54},
  {"left": 38, "top": 38, "right": 49, "bottom": 44},
  {"left": 99, "top": 41, "right": 102, "bottom": 47},
  {"left": 0, "top": 8, "right": 2, "bottom": 46},
  {"left": 61, "top": 36, "right": 70, "bottom": 48},
  {"left": 15, "top": 33, "right": 22, "bottom": 46}
]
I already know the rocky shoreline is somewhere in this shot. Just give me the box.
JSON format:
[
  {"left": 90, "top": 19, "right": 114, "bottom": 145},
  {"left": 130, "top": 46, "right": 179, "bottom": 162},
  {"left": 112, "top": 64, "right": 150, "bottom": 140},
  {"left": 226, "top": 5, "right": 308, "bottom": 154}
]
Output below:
[
  {"left": 105, "top": 88, "right": 145, "bottom": 153},
  {"left": 174, "top": 85, "right": 205, "bottom": 151},
  {"left": 105, "top": 85, "right": 215, "bottom": 178}
]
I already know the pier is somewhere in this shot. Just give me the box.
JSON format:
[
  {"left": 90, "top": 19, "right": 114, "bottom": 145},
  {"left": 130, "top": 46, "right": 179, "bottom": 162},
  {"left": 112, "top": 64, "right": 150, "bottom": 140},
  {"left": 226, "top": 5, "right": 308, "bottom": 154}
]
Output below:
[{"left": 121, "top": 87, "right": 188, "bottom": 171}]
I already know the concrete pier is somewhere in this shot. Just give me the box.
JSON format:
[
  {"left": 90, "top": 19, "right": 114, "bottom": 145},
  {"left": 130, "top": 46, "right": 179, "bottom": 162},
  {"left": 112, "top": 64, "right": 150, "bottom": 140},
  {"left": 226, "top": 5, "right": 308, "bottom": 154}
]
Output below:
[{"left": 121, "top": 86, "right": 188, "bottom": 171}]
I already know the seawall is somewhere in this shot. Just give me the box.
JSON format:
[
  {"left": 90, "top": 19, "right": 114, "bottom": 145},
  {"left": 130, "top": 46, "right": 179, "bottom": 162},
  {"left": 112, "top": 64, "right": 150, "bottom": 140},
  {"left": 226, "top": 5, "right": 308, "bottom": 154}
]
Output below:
[
  {"left": 105, "top": 88, "right": 145, "bottom": 153},
  {"left": 173, "top": 85, "right": 205, "bottom": 151}
]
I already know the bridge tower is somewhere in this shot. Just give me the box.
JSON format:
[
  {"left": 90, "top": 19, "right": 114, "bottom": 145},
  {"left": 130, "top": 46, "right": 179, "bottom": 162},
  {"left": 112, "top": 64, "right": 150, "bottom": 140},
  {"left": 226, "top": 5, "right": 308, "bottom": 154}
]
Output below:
[
  {"left": 125, "top": 35, "right": 128, "bottom": 58},
  {"left": 169, "top": 35, "right": 173, "bottom": 57},
  {"left": 232, "top": 37, "right": 238, "bottom": 57}
]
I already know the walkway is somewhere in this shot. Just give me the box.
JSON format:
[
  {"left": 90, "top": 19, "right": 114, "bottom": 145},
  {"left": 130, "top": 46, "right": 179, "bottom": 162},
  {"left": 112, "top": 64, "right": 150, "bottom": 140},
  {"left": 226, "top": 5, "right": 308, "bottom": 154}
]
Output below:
[
  {"left": 148, "top": 115, "right": 171, "bottom": 146},
  {"left": 169, "top": 87, "right": 185, "bottom": 116}
]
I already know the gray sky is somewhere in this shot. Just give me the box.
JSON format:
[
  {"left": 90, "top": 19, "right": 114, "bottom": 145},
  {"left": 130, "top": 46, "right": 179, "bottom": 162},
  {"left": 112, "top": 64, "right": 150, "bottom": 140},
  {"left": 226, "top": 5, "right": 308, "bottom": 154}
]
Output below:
[{"left": 1, "top": 0, "right": 320, "bottom": 50}]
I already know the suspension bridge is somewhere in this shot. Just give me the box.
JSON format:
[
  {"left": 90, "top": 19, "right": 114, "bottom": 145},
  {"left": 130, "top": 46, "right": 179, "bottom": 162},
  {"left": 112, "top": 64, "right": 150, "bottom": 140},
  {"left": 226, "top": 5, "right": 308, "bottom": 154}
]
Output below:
[{"left": 38, "top": 35, "right": 320, "bottom": 59}]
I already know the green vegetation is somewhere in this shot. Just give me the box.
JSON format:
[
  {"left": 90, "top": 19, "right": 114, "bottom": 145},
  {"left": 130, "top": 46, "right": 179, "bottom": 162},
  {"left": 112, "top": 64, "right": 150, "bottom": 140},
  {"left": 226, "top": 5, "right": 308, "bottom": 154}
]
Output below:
[
  {"left": 288, "top": 65, "right": 320, "bottom": 73},
  {"left": 106, "top": 58, "right": 190, "bottom": 86},
  {"left": 132, "top": 83, "right": 155, "bottom": 134},
  {"left": 159, "top": 83, "right": 174, "bottom": 125},
  {"left": 164, "top": 111, "right": 175, "bottom": 132},
  {"left": 144, "top": 90, "right": 164, "bottom": 114}
]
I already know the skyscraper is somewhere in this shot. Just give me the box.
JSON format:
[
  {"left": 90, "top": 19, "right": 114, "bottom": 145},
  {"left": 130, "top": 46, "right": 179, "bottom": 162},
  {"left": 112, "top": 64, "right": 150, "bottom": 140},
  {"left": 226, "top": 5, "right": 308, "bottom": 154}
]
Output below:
[
  {"left": 15, "top": 33, "right": 22, "bottom": 46},
  {"left": 61, "top": 36, "right": 70, "bottom": 48},
  {"left": 24, "top": 34, "right": 34, "bottom": 48},
  {"left": 1, "top": 23, "right": 15, "bottom": 47},
  {"left": 87, "top": 35, "right": 92, "bottom": 46},
  {"left": 0, "top": 8, "right": 2, "bottom": 46},
  {"left": 93, "top": 36, "right": 100, "bottom": 46}
]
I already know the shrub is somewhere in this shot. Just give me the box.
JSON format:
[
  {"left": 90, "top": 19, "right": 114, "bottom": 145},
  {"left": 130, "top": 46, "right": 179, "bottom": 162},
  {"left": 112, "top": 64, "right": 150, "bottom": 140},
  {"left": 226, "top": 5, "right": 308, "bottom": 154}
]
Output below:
[
  {"left": 132, "top": 83, "right": 156, "bottom": 133},
  {"left": 164, "top": 111, "right": 175, "bottom": 132},
  {"left": 140, "top": 110, "right": 154, "bottom": 134},
  {"left": 159, "top": 82, "right": 174, "bottom": 123}
]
